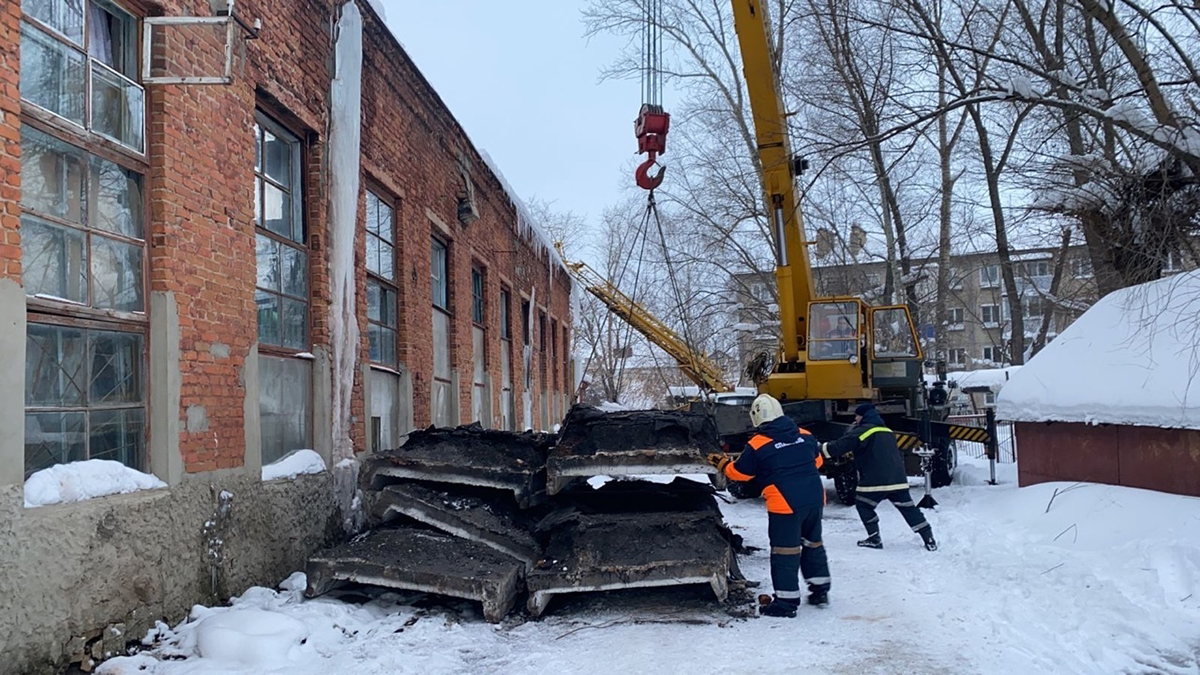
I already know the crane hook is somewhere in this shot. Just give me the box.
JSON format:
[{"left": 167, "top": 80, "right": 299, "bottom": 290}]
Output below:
[
  {"left": 635, "top": 153, "right": 666, "bottom": 191},
  {"left": 634, "top": 105, "right": 670, "bottom": 191}
]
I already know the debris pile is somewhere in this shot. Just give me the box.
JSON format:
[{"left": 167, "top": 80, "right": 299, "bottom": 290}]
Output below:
[{"left": 306, "top": 408, "right": 738, "bottom": 621}]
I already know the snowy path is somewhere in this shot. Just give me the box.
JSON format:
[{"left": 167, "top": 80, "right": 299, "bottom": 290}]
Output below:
[{"left": 100, "top": 459, "right": 1200, "bottom": 675}]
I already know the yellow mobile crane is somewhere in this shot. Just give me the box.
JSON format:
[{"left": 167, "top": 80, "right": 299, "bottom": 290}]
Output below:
[{"left": 618, "top": 0, "right": 994, "bottom": 501}]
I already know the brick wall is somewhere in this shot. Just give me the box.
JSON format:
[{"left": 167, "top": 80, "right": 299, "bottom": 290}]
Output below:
[
  {"left": 3, "top": 0, "right": 573, "bottom": 479},
  {"left": 358, "top": 4, "right": 572, "bottom": 431},
  {"left": 0, "top": 0, "right": 19, "bottom": 281}
]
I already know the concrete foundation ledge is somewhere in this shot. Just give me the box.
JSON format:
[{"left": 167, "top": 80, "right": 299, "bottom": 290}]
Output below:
[{"left": 0, "top": 471, "right": 341, "bottom": 675}]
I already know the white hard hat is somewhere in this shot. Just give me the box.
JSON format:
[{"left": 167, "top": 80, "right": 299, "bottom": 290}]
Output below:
[{"left": 750, "top": 394, "right": 784, "bottom": 427}]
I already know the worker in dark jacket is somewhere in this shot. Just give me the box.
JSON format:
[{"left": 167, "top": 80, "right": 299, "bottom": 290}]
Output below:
[
  {"left": 707, "top": 394, "right": 830, "bottom": 617},
  {"left": 822, "top": 403, "right": 938, "bottom": 551}
]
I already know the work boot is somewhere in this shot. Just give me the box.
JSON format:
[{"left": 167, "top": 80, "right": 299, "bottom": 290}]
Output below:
[
  {"left": 923, "top": 534, "right": 938, "bottom": 551},
  {"left": 857, "top": 535, "right": 883, "bottom": 549},
  {"left": 807, "top": 591, "right": 829, "bottom": 607},
  {"left": 760, "top": 600, "right": 797, "bottom": 618}
]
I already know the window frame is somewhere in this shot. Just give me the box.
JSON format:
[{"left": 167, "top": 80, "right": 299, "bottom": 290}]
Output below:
[
  {"left": 945, "top": 307, "right": 965, "bottom": 330},
  {"left": 23, "top": 314, "right": 148, "bottom": 478},
  {"left": 471, "top": 266, "right": 485, "bottom": 326},
  {"left": 982, "top": 345, "right": 1002, "bottom": 363},
  {"left": 980, "top": 304, "right": 1000, "bottom": 327},
  {"left": 431, "top": 237, "right": 450, "bottom": 313},
  {"left": 947, "top": 347, "right": 966, "bottom": 366},
  {"left": 19, "top": 0, "right": 146, "bottom": 154},
  {"left": 19, "top": 119, "right": 149, "bottom": 322},
  {"left": 253, "top": 111, "right": 309, "bottom": 356},
  {"left": 365, "top": 185, "right": 399, "bottom": 367},
  {"left": 979, "top": 264, "right": 1000, "bottom": 289},
  {"left": 1071, "top": 257, "right": 1093, "bottom": 279}
]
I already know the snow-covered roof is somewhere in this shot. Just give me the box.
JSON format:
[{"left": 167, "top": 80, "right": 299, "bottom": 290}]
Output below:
[
  {"left": 998, "top": 270, "right": 1200, "bottom": 430},
  {"left": 947, "top": 367, "right": 1022, "bottom": 392}
]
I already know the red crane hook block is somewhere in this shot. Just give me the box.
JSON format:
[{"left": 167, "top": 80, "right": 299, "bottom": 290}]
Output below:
[{"left": 634, "top": 104, "right": 670, "bottom": 191}]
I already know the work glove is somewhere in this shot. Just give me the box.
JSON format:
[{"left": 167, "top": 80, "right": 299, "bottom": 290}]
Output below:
[{"left": 706, "top": 453, "right": 730, "bottom": 472}]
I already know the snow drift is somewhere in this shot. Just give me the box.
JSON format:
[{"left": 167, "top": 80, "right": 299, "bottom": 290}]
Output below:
[{"left": 24, "top": 459, "right": 167, "bottom": 508}]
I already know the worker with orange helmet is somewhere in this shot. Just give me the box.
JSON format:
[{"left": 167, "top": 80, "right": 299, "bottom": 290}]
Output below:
[{"left": 707, "top": 394, "right": 830, "bottom": 617}]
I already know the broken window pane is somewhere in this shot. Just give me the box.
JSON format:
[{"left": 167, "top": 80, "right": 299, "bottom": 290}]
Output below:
[
  {"left": 262, "top": 183, "right": 291, "bottom": 238},
  {"left": 256, "top": 290, "right": 280, "bottom": 346},
  {"left": 25, "top": 323, "right": 86, "bottom": 407},
  {"left": 89, "top": 329, "right": 142, "bottom": 404},
  {"left": 89, "top": 155, "right": 142, "bottom": 239},
  {"left": 25, "top": 412, "right": 86, "bottom": 478},
  {"left": 20, "top": 22, "right": 86, "bottom": 125},
  {"left": 21, "top": 127, "right": 85, "bottom": 224},
  {"left": 89, "top": 408, "right": 144, "bottom": 469},
  {"left": 21, "top": 215, "right": 88, "bottom": 304},
  {"left": 256, "top": 235, "right": 280, "bottom": 292},
  {"left": 91, "top": 234, "right": 143, "bottom": 312},
  {"left": 263, "top": 129, "right": 292, "bottom": 189},
  {"left": 282, "top": 245, "right": 307, "bottom": 298},
  {"left": 259, "top": 355, "right": 311, "bottom": 465},
  {"left": 281, "top": 297, "right": 307, "bottom": 350},
  {"left": 90, "top": 60, "right": 144, "bottom": 152}
]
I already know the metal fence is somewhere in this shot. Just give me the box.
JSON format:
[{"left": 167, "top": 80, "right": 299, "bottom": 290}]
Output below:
[{"left": 947, "top": 413, "right": 1018, "bottom": 463}]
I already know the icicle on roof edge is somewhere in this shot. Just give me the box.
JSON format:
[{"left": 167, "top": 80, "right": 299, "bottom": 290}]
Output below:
[{"left": 478, "top": 149, "right": 569, "bottom": 281}]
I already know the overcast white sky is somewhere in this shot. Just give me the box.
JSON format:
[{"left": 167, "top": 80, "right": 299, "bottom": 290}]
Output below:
[{"left": 375, "top": 0, "right": 652, "bottom": 232}]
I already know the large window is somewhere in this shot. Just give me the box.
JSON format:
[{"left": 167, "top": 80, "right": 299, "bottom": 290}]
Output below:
[
  {"left": 431, "top": 238, "right": 453, "bottom": 426},
  {"left": 20, "top": 0, "right": 144, "bottom": 151},
  {"left": 20, "top": 126, "right": 145, "bottom": 312},
  {"left": 366, "top": 189, "right": 398, "bottom": 366},
  {"left": 499, "top": 288, "right": 514, "bottom": 430},
  {"left": 19, "top": 121, "right": 146, "bottom": 476},
  {"left": 24, "top": 324, "right": 144, "bottom": 477},
  {"left": 254, "top": 114, "right": 307, "bottom": 352},
  {"left": 253, "top": 112, "right": 309, "bottom": 464},
  {"left": 470, "top": 267, "right": 486, "bottom": 424}
]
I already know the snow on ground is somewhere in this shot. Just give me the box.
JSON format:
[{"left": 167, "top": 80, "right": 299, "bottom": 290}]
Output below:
[
  {"left": 999, "top": 269, "right": 1200, "bottom": 430},
  {"left": 261, "top": 450, "right": 327, "bottom": 482},
  {"left": 99, "top": 457, "right": 1200, "bottom": 675},
  {"left": 24, "top": 459, "right": 167, "bottom": 508}
]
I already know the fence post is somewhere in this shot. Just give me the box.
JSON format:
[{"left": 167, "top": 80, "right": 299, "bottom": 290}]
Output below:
[{"left": 986, "top": 408, "right": 999, "bottom": 485}]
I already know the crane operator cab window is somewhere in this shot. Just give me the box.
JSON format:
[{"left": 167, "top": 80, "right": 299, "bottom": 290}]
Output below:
[
  {"left": 809, "top": 301, "right": 860, "bottom": 361},
  {"left": 871, "top": 307, "right": 920, "bottom": 358}
]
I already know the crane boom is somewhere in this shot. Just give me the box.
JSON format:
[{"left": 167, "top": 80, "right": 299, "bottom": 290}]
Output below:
[
  {"left": 731, "top": 0, "right": 816, "bottom": 366},
  {"left": 558, "top": 252, "right": 733, "bottom": 394}
]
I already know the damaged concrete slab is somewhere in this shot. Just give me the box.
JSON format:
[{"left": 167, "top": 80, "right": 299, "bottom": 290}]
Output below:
[
  {"left": 525, "top": 479, "right": 733, "bottom": 617},
  {"left": 547, "top": 407, "right": 722, "bottom": 494},
  {"left": 362, "top": 424, "right": 553, "bottom": 507},
  {"left": 305, "top": 528, "right": 524, "bottom": 623},
  {"left": 371, "top": 482, "right": 541, "bottom": 568}
]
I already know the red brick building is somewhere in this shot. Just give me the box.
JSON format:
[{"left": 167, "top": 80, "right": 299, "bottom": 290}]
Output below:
[{"left": 0, "top": 1, "right": 573, "bottom": 670}]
